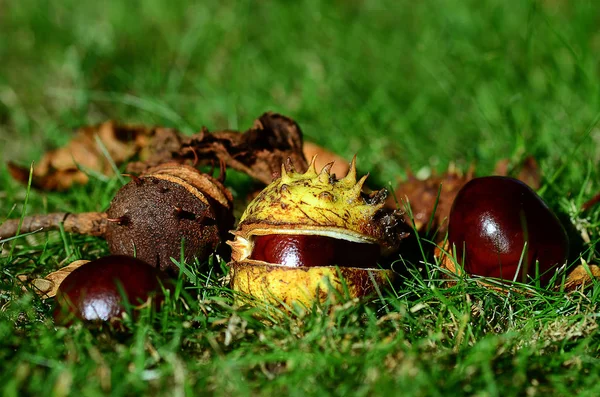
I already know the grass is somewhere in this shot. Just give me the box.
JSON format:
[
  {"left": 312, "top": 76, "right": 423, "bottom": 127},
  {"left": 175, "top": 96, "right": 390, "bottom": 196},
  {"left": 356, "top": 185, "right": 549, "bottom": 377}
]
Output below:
[{"left": 2, "top": 0, "right": 600, "bottom": 395}]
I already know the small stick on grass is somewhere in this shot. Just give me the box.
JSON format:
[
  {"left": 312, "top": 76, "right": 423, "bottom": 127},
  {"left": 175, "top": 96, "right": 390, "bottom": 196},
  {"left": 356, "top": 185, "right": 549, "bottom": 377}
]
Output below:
[{"left": 0, "top": 212, "right": 108, "bottom": 239}]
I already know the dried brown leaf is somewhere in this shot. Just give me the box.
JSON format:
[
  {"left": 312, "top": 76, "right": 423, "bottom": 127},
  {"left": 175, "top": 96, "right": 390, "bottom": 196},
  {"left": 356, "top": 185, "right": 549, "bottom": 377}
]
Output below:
[
  {"left": 563, "top": 261, "right": 600, "bottom": 291},
  {"left": 302, "top": 141, "right": 350, "bottom": 178},
  {"left": 10, "top": 113, "right": 308, "bottom": 190},
  {"left": 160, "top": 112, "right": 309, "bottom": 185},
  {"left": 8, "top": 121, "right": 180, "bottom": 191},
  {"left": 391, "top": 166, "right": 474, "bottom": 236},
  {"left": 493, "top": 155, "right": 541, "bottom": 189},
  {"left": 30, "top": 260, "right": 90, "bottom": 299}
]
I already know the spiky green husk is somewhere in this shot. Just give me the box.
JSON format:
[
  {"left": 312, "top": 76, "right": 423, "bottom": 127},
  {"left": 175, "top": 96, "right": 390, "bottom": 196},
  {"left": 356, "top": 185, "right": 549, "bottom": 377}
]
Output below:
[{"left": 229, "top": 157, "right": 408, "bottom": 263}]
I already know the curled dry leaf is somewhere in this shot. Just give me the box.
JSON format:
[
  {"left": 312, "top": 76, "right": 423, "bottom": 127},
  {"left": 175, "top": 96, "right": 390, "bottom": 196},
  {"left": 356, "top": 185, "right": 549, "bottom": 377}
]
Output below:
[
  {"left": 29, "top": 260, "right": 90, "bottom": 299},
  {"left": 161, "top": 112, "right": 309, "bottom": 185},
  {"left": 8, "top": 121, "right": 180, "bottom": 191},
  {"left": 563, "top": 261, "right": 600, "bottom": 291},
  {"left": 434, "top": 242, "right": 459, "bottom": 276},
  {"left": 8, "top": 112, "right": 308, "bottom": 190}
]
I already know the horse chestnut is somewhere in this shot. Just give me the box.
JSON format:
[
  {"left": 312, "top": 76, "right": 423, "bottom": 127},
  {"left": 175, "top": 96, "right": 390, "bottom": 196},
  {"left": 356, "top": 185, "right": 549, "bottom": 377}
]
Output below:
[
  {"left": 448, "top": 176, "right": 568, "bottom": 285},
  {"left": 53, "top": 255, "right": 169, "bottom": 324},
  {"left": 228, "top": 158, "right": 408, "bottom": 307},
  {"left": 250, "top": 234, "right": 380, "bottom": 268}
]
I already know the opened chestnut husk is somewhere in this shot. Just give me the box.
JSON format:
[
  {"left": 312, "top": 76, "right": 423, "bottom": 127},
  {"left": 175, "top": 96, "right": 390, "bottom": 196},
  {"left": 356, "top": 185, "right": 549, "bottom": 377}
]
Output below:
[{"left": 227, "top": 158, "right": 409, "bottom": 308}]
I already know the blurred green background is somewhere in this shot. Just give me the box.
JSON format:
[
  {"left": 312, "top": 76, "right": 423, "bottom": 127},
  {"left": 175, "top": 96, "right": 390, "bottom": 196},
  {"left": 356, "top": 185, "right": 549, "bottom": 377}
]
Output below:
[
  {"left": 2, "top": 0, "right": 599, "bottom": 191},
  {"left": 2, "top": 2, "right": 600, "bottom": 395}
]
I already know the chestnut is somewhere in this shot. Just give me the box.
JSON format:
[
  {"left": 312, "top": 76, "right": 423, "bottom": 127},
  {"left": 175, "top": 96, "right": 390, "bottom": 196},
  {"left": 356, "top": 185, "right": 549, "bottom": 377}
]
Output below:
[
  {"left": 227, "top": 158, "right": 409, "bottom": 307},
  {"left": 53, "top": 255, "right": 169, "bottom": 324},
  {"left": 447, "top": 176, "right": 568, "bottom": 285},
  {"left": 251, "top": 234, "right": 380, "bottom": 268}
]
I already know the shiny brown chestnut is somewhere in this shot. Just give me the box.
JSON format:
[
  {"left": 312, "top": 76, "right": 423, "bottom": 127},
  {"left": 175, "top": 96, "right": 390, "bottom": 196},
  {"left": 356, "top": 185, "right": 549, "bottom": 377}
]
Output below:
[
  {"left": 53, "top": 255, "right": 169, "bottom": 324},
  {"left": 251, "top": 234, "right": 380, "bottom": 269},
  {"left": 447, "top": 176, "right": 568, "bottom": 285}
]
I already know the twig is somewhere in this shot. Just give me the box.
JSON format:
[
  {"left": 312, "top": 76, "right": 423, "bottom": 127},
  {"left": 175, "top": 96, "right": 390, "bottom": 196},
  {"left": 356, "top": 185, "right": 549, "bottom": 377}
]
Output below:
[{"left": 0, "top": 212, "right": 108, "bottom": 239}]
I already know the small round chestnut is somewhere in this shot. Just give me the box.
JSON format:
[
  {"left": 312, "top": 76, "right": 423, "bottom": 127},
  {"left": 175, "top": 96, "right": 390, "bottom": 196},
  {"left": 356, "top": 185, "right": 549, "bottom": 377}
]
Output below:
[
  {"left": 53, "top": 255, "right": 170, "bottom": 324},
  {"left": 447, "top": 176, "right": 568, "bottom": 285}
]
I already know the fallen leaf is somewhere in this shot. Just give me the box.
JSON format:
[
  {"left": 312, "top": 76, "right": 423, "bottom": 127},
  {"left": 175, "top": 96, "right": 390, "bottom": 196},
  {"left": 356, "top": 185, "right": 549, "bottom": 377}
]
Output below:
[
  {"left": 10, "top": 113, "right": 309, "bottom": 190},
  {"left": 390, "top": 165, "right": 473, "bottom": 236},
  {"left": 563, "top": 260, "right": 600, "bottom": 291},
  {"left": 302, "top": 141, "right": 350, "bottom": 178},
  {"left": 8, "top": 121, "right": 180, "bottom": 191},
  {"left": 168, "top": 112, "right": 309, "bottom": 185},
  {"left": 30, "top": 260, "right": 90, "bottom": 299},
  {"left": 494, "top": 155, "right": 541, "bottom": 189}
]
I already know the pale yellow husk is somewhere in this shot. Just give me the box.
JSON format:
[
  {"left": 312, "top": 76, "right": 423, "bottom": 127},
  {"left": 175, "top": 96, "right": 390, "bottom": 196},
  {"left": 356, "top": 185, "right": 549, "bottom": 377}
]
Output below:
[{"left": 230, "top": 261, "right": 395, "bottom": 308}]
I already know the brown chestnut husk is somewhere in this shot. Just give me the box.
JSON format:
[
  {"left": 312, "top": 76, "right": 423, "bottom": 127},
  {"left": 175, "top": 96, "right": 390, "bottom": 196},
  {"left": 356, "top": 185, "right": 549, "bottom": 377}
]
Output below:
[
  {"left": 0, "top": 163, "right": 234, "bottom": 273},
  {"left": 53, "top": 255, "right": 170, "bottom": 325},
  {"left": 105, "top": 163, "right": 234, "bottom": 272}
]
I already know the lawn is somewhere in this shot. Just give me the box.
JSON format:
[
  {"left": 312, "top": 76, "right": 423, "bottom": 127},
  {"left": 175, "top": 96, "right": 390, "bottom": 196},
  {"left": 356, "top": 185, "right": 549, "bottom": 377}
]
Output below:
[{"left": 1, "top": 0, "right": 600, "bottom": 395}]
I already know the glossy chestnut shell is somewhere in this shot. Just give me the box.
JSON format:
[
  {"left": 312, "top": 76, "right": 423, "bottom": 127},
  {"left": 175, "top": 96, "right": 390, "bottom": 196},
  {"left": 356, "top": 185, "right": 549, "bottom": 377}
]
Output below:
[
  {"left": 251, "top": 234, "right": 380, "bottom": 268},
  {"left": 448, "top": 176, "right": 568, "bottom": 285},
  {"left": 53, "top": 255, "right": 169, "bottom": 324}
]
